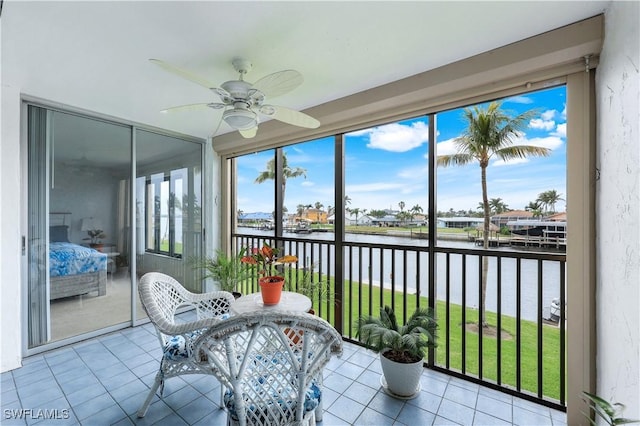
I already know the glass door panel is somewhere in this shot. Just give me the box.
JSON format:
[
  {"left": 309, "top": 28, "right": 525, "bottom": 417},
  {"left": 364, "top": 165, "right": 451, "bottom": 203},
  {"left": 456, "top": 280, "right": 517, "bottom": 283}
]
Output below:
[
  {"left": 46, "top": 111, "right": 132, "bottom": 343},
  {"left": 135, "top": 130, "right": 203, "bottom": 302}
]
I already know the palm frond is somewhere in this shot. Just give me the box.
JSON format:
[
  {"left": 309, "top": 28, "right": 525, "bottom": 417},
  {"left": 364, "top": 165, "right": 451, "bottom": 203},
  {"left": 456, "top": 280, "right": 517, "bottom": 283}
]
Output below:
[
  {"left": 357, "top": 305, "right": 437, "bottom": 359},
  {"left": 437, "top": 153, "right": 475, "bottom": 167},
  {"left": 582, "top": 391, "right": 640, "bottom": 425},
  {"left": 495, "top": 145, "right": 550, "bottom": 161}
]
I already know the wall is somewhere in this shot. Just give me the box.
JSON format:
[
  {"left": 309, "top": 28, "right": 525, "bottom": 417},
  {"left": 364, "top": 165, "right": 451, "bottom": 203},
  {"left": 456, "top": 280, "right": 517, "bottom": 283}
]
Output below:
[
  {"left": 0, "top": 86, "right": 23, "bottom": 371},
  {"left": 596, "top": 0, "right": 640, "bottom": 416},
  {"left": 50, "top": 165, "right": 119, "bottom": 245}
]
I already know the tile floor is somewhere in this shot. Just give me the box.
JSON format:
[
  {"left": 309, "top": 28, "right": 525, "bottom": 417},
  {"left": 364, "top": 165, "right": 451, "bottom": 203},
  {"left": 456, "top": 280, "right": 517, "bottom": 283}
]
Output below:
[{"left": 1, "top": 317, "right": 566, "bottom": 425}]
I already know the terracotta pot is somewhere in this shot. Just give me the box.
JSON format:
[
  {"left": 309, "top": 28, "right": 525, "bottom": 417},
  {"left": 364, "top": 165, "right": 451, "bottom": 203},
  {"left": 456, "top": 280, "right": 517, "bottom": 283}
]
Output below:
[{"left": 259, "top": 276, "right": 284, "bottom": 305}]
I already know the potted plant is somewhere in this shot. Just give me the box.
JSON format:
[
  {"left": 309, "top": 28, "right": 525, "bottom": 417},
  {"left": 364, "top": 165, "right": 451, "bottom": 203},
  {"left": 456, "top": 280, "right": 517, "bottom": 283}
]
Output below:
[
  {"left": 285, "top": 262, "right": 335, "bottom": 314},
  {"left": 241, "top": 243, "right": 297, "bottom": 305},
  {"left": 83, "top": 229, "right": 107, "bottom": 251},
  {"left": 192, "top": 248, "right": 254, "bottom": 298},
  {"left": 582, "top": 391, "right": 639, "bottom": 425},
  {"left": 357, "top": 305, "right": 437, "bottom": 398}
]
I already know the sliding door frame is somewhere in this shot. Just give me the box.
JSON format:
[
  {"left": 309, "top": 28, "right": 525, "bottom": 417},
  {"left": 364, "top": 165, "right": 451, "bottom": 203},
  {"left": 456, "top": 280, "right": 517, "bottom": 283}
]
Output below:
[{"left": 21, "top": 96, "right": 207, "bottom": 356}]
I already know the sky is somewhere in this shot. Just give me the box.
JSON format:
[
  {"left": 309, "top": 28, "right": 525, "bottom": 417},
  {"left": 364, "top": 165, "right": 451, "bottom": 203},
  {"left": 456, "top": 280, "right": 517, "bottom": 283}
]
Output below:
[{"left": 236, "top": 85, "right": 567, "bottom": 216}]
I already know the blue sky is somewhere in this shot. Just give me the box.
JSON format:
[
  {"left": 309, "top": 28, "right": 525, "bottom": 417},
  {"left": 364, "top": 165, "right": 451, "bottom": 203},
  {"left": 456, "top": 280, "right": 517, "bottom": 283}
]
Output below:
[{"left": 236, "top": 86, "right": 567, "bottom": 216}]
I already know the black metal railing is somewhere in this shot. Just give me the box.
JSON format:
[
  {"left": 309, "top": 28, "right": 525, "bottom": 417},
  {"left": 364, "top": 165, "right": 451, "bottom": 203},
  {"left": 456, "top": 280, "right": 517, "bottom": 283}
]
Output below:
[{"left": 233, "top": 232, "right": 566, "bottom": 410}]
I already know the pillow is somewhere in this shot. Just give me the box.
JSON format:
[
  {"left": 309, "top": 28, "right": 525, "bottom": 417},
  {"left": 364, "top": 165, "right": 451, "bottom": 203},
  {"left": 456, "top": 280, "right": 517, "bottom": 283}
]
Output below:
[{"left": 50, "top": 225, "right": 69, "bottom": 243}]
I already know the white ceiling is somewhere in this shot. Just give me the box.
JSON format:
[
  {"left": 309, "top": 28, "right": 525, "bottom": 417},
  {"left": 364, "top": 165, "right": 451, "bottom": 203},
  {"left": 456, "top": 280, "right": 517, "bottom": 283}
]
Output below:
[{"left": 3, "top": 1, "right": 609, "bottom": 142}]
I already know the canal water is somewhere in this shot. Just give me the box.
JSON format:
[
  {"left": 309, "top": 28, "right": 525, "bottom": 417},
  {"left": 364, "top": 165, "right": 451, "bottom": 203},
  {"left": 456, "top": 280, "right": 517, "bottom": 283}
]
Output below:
[{"left": 239, "top": 229, "right": 564, "bottom": 322}]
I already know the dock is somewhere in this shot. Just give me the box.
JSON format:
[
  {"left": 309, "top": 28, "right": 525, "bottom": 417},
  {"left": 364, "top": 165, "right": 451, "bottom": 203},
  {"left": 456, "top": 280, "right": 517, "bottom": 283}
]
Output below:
[
  {"left": 474, "top": 237, "right": 512, "bottom": 247},
  {"left": 509, "top": 235, "right": 566, "bottom": 250}
]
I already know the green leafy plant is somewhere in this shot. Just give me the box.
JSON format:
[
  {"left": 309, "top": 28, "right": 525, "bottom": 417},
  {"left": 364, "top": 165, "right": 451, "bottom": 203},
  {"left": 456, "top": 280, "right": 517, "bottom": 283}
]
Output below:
[
  {"left": 83, "top": 229, "right": 106, "bottom": 245},
  {"left": 582, "top": 391, "right": 639, "bottom": 425},
  {"left": 356, "top": 305, "right": 437, "bottom": 363},
  {"left": 192, "top": 248, "right": 255, "bottom": 294},
  {"left": 285, "top": 264, "right": 335, "bottom": 305}
]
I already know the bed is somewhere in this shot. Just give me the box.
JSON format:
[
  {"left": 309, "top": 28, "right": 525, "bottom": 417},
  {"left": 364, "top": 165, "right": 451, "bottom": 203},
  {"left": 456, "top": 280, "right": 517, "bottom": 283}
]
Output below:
[{"left": 49, "top": 224, "right": 107, "bottom": 300}]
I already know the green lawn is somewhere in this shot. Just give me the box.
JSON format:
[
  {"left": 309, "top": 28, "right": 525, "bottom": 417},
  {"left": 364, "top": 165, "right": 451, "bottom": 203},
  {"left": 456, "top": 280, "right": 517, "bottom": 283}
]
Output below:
[
  {"left": 235, "top": 260, "right": 564, "bottom": 402},
  {"left": 300, "top": 273, "right": 563, "bottom": 401}
]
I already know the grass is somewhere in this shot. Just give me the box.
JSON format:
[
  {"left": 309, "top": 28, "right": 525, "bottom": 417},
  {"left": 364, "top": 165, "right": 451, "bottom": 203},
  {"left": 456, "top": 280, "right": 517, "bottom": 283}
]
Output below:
[
  {"left": 234, "top": 266, "right": 564, "bottom": 402},
  {"left": 301, "top": 272, "right": 563, "bottom": 401}
]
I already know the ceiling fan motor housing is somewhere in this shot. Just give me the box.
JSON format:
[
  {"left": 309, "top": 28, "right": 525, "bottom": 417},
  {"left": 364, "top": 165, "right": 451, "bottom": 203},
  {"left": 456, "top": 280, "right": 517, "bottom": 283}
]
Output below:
[
  {"left": 223, "top": 105, "right": 257, "bottom": 130},
  {"left": 221, "top": 80, "right": 252, "bottom": 100}
]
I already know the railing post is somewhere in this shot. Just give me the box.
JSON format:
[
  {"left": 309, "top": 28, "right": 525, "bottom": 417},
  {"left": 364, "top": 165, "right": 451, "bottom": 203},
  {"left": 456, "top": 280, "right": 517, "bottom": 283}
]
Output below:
[
  {"left": 427, "top": 113, "right": 437, "bottom": 367},
  {"left": 334, "top": 134, "right": 345, "bottom": 335}
]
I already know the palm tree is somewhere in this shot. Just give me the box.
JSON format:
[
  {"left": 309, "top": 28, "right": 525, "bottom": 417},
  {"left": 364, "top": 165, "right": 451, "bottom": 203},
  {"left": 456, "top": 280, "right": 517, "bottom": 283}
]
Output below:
[
  {"left": 409, "top": 204, "right": 423, "bottom": 220},
  {"left": 409, "top": 204, "right": 423, "bottom": 225},
  {"left": 489, "top": 197, "right": 509, "bottom": 214},
  {"left": 525, "top": 200, "right": 543, "bottom": 218},
  {"left": 314, "top": 201, "right": 324, "bottom": 222},
  {"left": 348, "top": 207, "right": 366, "bottom": 226},
  {"left": 437, "top": 101, "right": 550, "bottom": 327},
  {"left": 537, "top": 189, "right": 564, "bottom": 214},
  {"left": 398, "top": 201, "right": 405, "bottom": 212},
  {"left": 254, "top": 151, "right": 306, "bottom": 208},
  {"left": 368, "top": 209, "right": 388, "bottom": 219}
]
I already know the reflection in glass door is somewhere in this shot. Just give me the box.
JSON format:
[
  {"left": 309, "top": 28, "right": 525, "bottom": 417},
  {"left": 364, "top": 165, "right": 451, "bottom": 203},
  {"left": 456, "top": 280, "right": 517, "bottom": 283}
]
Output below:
[
  {"left": 26, "top": 108, "right": 134, "bottom": 345},
  {"left": 26, "top": 105, "right": 205, "bottom": 348},
  {"left": 135, "top": 130, "right": 203, "bottom": 310}
]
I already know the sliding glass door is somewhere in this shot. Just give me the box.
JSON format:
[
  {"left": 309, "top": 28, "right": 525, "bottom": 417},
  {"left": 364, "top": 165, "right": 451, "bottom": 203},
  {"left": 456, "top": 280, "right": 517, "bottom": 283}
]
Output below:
[{"left": 26, "top": 104, "right": 205, "bottom": 349}]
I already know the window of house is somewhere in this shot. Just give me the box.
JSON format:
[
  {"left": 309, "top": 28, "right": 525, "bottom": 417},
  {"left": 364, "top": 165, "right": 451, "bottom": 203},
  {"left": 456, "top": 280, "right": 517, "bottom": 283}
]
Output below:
[{"left": 144, "top": 169, "right": 186, "bottom": 257}]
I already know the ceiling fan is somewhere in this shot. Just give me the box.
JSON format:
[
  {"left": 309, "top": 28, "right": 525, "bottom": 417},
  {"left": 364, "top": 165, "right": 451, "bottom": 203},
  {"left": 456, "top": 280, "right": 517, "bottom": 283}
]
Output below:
[{"left": 150, "top": 58, "right": 320, "bottom": 138}]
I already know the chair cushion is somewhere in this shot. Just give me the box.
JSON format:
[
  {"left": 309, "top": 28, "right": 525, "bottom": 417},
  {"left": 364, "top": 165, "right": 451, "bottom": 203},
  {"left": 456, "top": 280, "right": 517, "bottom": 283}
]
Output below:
[
  {"left": 162, "top": 314, "right": 230, "bottom": 361},
  {"left": 224, "top": 381, "right": 321, "bottom": 423},
  {"left": 163, "top": 335, "right": 190, "bottom": 361}
]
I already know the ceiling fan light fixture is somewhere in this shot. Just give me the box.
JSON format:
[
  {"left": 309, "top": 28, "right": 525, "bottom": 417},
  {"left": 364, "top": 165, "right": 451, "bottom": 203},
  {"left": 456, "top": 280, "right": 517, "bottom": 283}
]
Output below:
[{"left": 223, "top": 108, "right": 257, "bottom": 130}]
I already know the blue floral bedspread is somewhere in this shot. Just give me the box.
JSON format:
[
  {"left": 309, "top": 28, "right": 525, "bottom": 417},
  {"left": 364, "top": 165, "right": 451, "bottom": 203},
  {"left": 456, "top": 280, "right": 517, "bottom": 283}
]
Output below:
[{"left": 50, "top": 242, "right": 107, "bottom": 277}]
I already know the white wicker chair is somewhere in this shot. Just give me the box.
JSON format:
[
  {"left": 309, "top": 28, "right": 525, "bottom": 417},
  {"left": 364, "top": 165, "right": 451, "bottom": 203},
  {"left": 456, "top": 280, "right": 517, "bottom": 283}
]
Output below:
[
  {"left": 193, "top": 311, "right": 343, "bottom": 426},
  {"left": 137, "top": 272, "right": 235, "bottom": 418}
]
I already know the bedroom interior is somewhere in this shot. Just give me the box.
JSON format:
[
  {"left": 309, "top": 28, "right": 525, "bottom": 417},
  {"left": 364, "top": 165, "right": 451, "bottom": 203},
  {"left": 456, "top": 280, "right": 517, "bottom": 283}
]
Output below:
[{"left": 35, "top": 108, "right": 205, "bottom": 344}]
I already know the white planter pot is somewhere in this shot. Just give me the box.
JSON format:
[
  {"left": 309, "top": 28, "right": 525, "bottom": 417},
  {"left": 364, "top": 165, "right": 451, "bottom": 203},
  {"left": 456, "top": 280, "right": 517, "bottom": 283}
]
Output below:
[{"left": 379, "top": 349, "right": 423, "bottom": 398}]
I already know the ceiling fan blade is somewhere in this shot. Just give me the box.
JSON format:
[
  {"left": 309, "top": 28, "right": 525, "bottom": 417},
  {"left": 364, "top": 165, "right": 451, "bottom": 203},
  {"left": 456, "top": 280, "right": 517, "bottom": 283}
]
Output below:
[
  {"left": 160, "top": 103, "right": 211, "bottom": 113},
  {"left": 252, "top": 70, "right": 303, "bottom": 99},
  {"left": 239, "top": 127, "right": 258, "bottom": 138},
  {"left": 149, "top": 59, "right": 216, "bottom": 89},
  {"left": 259, "top": 105, "right": 320, "bottom": 129}
]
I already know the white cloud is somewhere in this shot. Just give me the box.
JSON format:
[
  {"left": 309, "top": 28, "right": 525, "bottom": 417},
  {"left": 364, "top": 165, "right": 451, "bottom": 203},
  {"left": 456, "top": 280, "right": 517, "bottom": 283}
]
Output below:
[
  {"left": 435, "top": 137, "right": 458, "bottom": 156},
  {"left": 541, "top": 109, "right": 557, "bottom": 121},
  {"left": 506, "top": 95, "right": 534, "bottom": 104},
  {"left": 346, "top": 128, "right": 370, "bottom": 137},
  {"left": 518, "top": 136, "right": 564, "bottom": 151},
  {"left": 301, "top": 181, "right": 315, "bottom": 187},
  {"left": 529, "top": 118, "right": 556, "bottom": 131},
  {"left": 560, "top": 104, "right": 567, "bottom": 120},
  {"left": 365, "top": 122, "right": 429, "bottom": 152},
  {"left": 552, "top": 123, "right": 566, "bottom": 138}
]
